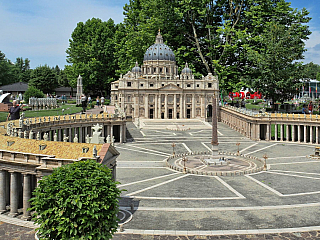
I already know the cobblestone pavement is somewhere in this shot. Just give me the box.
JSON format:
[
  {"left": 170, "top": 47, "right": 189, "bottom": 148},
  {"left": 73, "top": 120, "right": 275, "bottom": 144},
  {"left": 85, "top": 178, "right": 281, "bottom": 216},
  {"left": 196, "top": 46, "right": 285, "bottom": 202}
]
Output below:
[
  {"left": 113, "top": 231, "right": 320, "bottom": 239},
  {"left": 0, "top": 222, "right": 35, "bottom": 240},
  {"left": 2, "top": 119, "right": 320, "bottom": 239}
]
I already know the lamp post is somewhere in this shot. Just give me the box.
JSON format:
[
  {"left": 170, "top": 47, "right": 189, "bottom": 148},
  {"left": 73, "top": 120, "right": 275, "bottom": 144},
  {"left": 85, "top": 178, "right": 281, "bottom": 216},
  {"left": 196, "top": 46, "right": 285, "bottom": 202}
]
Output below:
[
  {"left": 172, "top": 142, "right": 176, "bottom": 155},
  {"left": 263, "top": 154, "right": 268, "bottom": 170},
  {"left": 182, "top": 157, "right": 188, "bottom": 173},
  {"left": 236, "top": 142, "right": 241, "bottom": 155}
]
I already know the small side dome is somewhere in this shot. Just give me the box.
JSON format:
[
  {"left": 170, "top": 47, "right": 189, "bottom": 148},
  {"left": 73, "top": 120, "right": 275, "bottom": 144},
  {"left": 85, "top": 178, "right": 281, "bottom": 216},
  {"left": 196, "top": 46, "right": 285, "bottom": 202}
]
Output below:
[
  {"left": 181, "top": 62, "right": 192, "bottom": 74},
  {"left": 131, "top": 61, "right": 142, "bottom": 73}
]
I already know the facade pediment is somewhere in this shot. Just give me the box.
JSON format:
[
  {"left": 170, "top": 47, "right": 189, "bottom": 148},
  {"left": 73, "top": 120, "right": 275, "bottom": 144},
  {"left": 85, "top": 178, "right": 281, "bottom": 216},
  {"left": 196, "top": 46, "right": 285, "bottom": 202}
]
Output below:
[{"left": 159, "top": 83, "right": 182, "bottom": 91}]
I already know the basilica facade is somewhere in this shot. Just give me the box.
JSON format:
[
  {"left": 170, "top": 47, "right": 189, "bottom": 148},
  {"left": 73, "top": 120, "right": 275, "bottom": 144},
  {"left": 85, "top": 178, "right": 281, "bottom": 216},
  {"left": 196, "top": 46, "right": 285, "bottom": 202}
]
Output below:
[{"left": 111, "top": 31, "right": 219, "bottom": 120}]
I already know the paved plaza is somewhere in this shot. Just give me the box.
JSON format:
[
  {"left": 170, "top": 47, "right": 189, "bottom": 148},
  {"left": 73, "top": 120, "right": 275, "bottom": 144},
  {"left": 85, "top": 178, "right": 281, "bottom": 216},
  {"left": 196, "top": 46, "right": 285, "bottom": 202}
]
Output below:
[
  {"left": 2, "top": 117, "right": 320, "bottom": 239},
  {"left": 117, "top": 120, "right": 320, "bottom": 237}
]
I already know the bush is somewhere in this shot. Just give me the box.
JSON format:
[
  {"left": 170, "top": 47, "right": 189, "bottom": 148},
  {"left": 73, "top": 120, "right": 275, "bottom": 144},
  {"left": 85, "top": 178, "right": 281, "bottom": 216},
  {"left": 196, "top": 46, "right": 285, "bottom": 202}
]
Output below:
[
  {"left": 24, "top": 86, "right": 45, "bottom": 103},
  {"left": 30, "top": 160, "right": 121, "bottom": 240},
  {"left": 67, "top": 100, "right": 77, "bottom": 104}
]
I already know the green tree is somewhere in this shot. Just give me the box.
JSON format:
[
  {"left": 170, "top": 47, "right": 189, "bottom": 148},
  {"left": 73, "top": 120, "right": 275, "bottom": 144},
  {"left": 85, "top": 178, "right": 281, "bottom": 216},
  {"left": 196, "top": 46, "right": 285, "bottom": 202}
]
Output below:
[
  {"left": 246, "top": 21, "right": 306, "bottom": 103},
  {"left": 118, "top": 0, "right": 311, "bottom": 96},
  {"left": 66, "top": 18, "right": 118, "bottom": 95},
  {"left": 14, "top": 57, "right": 32, "bottom": 82},
  {"left": 30, "top": 160, "right": 121, "bottom": 240},
  {"left": 0, "top": 51, "right": 18, "bottom": 86},
  {"left": 29, "top": 65, "right": 58, "bottom": 93},
  {"left": 24, "top": 86, "right": 45, "bottom": 103},
  {"left": 302, "top": 62, "right": 320, "bottom": 80}
]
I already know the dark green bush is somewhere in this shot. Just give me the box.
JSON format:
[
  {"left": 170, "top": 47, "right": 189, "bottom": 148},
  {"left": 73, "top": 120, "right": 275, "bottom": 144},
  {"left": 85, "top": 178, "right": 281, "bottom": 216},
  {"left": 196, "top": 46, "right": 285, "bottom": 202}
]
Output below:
[
  {"left": 24, "top": 86, "right": 45, "bottom": 103},
  {"left": 30, "top": 160, "right": 121, "bottom": 240}
]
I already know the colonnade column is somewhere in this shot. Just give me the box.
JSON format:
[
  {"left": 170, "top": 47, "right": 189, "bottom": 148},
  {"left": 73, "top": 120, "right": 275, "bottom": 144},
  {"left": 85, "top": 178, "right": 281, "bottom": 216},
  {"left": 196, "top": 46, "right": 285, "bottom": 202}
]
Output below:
[
  {"left": 173, "top": 94, "right": 177, "bottom": 119},
  {"left": 298, "top": 125, "right": 301, "bottom": 142},
  {"left": 286, "top": 125, "right": 290, "bottom": 142},
  {"left": 164, "top": 94, "right": 168, "bottom": 119},
  {"left": 110, "top": 124, "right": 113, "bottom": 138},
  {"left": 304, "top": 125, "right": 307, "bottom": 143},
  {"left": 292, "top": 125, "right": 296, "bottom": 142},
  {"left": 79, "top": 127, "right": 83, "bottom": 143},
  {"left": 266, "top": 124, "right": 270, "bottom": 141},
  {"left": 310, "top": 126, "right": 313, "bottom": 143},
  {"left": 120, "top": 125, "right": 123, "bottom": 143},
  {"left": 21, "top": 174, "right": 31, "bottom": 220},
  {"left": 123, "top": 123, "right": 127, "bottom": 142},
  {"left": 280, "top": 124, "right": 284, "bottom": 141},
  {"left": 8, "top": 171, "right": 18, "bottom": 217},
  {"left": 0, "top": 170, "right": 6, "bottom": 213},
  {"left": 274, "top": 124, "right": 278, "bottom": 141},
  {"left": 316, "top": 126, "right": 319, "bottom": 144}
]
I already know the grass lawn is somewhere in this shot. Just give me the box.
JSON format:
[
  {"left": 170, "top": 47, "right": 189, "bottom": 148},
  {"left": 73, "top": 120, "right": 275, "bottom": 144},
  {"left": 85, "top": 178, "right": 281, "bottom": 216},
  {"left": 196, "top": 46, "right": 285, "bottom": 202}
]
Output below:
[{"left": 0, "top": 104, "right": 82, "bottom": 122}]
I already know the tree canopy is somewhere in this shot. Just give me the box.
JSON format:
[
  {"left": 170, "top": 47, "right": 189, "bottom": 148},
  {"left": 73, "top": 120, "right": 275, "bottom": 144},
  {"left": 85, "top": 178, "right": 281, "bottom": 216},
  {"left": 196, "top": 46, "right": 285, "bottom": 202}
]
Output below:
[{"left": 65, "top": 18, "right": 118, "bottom": 96}]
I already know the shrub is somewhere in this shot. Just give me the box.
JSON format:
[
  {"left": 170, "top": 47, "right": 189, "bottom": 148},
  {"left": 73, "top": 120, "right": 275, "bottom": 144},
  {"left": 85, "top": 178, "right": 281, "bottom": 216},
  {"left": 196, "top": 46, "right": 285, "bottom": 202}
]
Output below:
[
  {"left": 24, "top": 86, "right": 45, "bottom": 103},
  {"left": 30, "top": 160, "right": 121, "bottom": 240}
]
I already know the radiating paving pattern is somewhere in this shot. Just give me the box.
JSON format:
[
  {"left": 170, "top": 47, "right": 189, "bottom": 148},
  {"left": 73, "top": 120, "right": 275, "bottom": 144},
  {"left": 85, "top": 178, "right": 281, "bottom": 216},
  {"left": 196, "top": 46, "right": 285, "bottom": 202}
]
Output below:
[{"left": 117, "top": 121, "right": 320, "bottom": 235}]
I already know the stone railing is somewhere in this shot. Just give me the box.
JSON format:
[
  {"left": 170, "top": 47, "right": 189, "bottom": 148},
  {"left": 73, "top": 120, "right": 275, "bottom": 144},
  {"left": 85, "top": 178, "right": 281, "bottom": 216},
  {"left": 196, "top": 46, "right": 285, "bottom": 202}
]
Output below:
[{"left": 3, "top": 112, "right": 127, "bottom": 144}]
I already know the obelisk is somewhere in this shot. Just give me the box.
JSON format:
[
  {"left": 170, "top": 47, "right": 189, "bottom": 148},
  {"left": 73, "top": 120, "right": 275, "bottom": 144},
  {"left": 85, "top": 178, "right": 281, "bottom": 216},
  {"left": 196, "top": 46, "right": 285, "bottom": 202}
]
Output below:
[{"left": 211, "top": 96, "right": 219, "bottom": 156}]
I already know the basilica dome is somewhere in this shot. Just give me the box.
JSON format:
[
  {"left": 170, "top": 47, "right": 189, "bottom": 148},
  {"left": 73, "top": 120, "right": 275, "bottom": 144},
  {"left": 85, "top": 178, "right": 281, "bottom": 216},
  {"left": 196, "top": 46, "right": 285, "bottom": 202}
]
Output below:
[
  {"left": 143, "top": 31, "right": 175, "bottom": 61},
  {"left": 181, "top": 62, "right": 192, "bottom": 74},
  {"left": 131, "top": 61, "right": 142, "bottom": 73}
]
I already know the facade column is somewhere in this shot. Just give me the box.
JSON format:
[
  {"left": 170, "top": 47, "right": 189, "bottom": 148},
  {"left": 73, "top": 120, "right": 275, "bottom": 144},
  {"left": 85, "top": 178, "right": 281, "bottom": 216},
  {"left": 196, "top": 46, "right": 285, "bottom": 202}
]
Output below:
[
  {"left": 200, "top": 94, "right": 205, "bottom": 118},
  {"left": 155, "top": 94, "right": 158, "bottom": 119},
  {"left": 164, "top": 94, "right": 168, "bottom": 119},
  {"left": 304, "top": 125, "right": 307, "bottom": 143},
  {"left": 21, "top": 174, "right": 31, "bottom": 220},
  {"left": 310, "top": 125, "right": 313, "bottom": 143},
  {"left": 286, "top": 125, "right": 290, "bottom": 142},
  {"left": 183, "top": 94, "right": 186, "bottom": 118},
  {"left": 280, "top": 124, "right": 284, "bottom": 141},
  {"left": 158, "top": 94, "right": 162, "bottom": 119},
  {"left": 173, "top": 94, "right": 177, "bottom": 119},
  {"left": 180, "top": 94, "right": 183, "bottom": 119},
  {"left": 316, "top": 126, "right": 319, "bottom": 144},
  {"left": 107, "top": 125, "right": 111, "bottom": 137},
  {"left": 0, "top": 170, "right": 6, "bottom": 213},
  {"left": 8, "top": 171, "right": 19, "bottom": 217},
  {"left": 133, "top": 94, "right": 139, "bottom": 119},
  {"left": 144, "top": 94, "right": 149, "bottom": 118},
  {"left": 192, "top": 94, "right": 195, "bottom": 118},
  {"left": 274, "top": 124, "right": 278, "bottom": 141}
]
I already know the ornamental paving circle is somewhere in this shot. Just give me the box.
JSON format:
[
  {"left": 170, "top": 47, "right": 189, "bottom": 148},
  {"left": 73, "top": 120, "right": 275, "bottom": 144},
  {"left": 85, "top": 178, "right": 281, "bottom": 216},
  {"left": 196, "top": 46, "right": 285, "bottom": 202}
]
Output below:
[{"left": 116, "top": 120, "right": 320, "bottom": 235}]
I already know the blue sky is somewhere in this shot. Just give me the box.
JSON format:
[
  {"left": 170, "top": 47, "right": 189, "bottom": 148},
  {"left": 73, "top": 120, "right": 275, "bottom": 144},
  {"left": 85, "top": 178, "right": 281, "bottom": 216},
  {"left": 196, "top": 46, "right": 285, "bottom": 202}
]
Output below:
[{"left": 1, "top": 0, "right": 319, "bottom": 69}]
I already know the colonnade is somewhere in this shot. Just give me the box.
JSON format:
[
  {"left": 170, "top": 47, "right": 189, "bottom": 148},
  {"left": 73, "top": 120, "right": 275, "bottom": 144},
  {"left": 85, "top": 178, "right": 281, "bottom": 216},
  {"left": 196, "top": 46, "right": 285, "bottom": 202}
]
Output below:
[
  {"left": 221, "top": 107, "right": 320, "bottom": 143},
  {"left": 30, "top": 122, "right": 126, "bottom": 143},
  {"left": 0, "top": 170, "right": 38, "bottom": 220}
]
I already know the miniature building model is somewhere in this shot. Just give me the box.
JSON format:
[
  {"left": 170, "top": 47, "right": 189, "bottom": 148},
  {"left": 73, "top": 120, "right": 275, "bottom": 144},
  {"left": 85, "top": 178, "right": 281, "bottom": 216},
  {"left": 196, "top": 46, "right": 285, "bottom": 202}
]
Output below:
[{"left": 111, "top": 31, "right": 219, "bottom": 120}]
